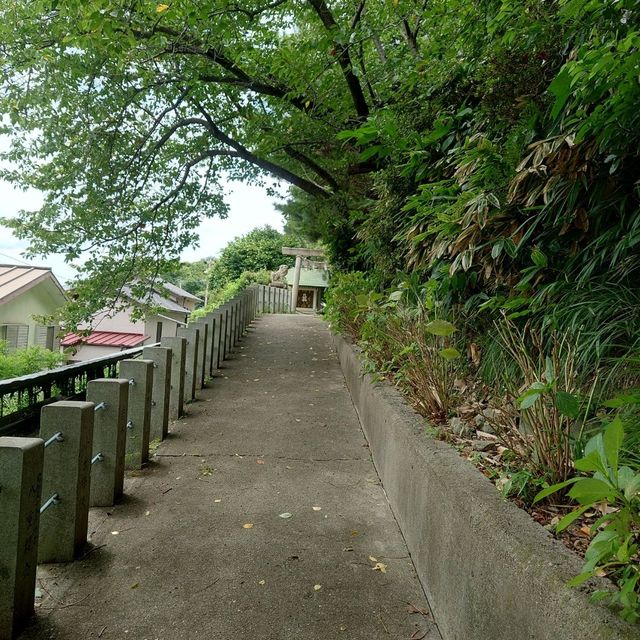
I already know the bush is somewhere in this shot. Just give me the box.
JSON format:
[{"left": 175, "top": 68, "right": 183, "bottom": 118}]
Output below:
[{"left": 0, "top": 341, "right": 65, "bottom": 380}]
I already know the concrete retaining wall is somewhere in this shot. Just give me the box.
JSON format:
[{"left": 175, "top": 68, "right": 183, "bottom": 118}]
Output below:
[{"left": 333, "top": 334, "right": 636, "bottom": 640}]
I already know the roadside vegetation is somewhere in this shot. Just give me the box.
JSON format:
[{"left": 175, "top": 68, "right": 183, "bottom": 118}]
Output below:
[{"left": 0, "top": 342, "right": 65, "bottom": 380}]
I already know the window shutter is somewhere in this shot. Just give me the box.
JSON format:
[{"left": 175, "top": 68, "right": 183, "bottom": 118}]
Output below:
[
  {"left": 17, "top": 325, "right": 29, "bottom": 350},
  {"left": 4, "top": 324, "right": 29, "bottom": 352},
  {"left": 35, "top": 325, "right": 48, "bottom": 347}
]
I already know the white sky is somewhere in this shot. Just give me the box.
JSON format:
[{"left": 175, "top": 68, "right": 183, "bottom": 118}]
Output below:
[{"left": 0, "top": 177, "right": 285, "bottom": 285}]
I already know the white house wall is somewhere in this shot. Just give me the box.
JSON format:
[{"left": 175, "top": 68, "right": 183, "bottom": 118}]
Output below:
[{"left": 0, "top": 279, "right": 64, "bottom": 349}]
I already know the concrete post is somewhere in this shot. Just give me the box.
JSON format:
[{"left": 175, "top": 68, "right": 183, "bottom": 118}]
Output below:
[
  {"left": 226, "top": 303, "right": 235, "bottom": 353},
  {"left": 234, "top": 299, "right": 241, "bottom": 345},
  {"left": 119, "top": 359, "right": 154, "bottom": 469},
  {"left": 218, "top": 306, "right": 229, "bottom": 362},
  {"left": 291, "top": 254, "right": 302, "bottom": 312},
  {"left": 142, "top": 346, "right": 172, "bottom": 441},
  {"left": 86, "top": 378, "right": 129, "bottom": 507},
  {"left": 259, "top": 285, "right": 265, "bottom": 313},
  {"left": 0, "top": 437, "right": 43, "bottom": 639},
  {"left": 234, "top": 299, "right": 241, "bottom": 344},
  {"left": 38, "top": 401, "right": 94, "bottom": 563},
  {"left": 203, "top": 313, "right": 217, "bottom": 378},
  {"left": 210, "top": 312, "right": 222, "bottom": 374},
  {"left": 191, "top": 321, "right": 208, "bottom": 389},
  {"left": 238, "top": 290, "right": 247, "bottom": 339},
  {"left": 177, "top": 326, "right": 199, "bottom": 401},
  {"left": 160, "top": 336, "right": 186, "bottom": 420}
]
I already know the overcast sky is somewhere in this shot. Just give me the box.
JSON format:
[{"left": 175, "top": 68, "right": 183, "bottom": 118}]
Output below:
[{"left": 0, "top": 174, "right": 286, "bottom": 285}]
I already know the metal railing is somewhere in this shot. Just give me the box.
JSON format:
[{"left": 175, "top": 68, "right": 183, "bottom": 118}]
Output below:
[{"left": 0, "top": 344, "right": 157, "bottom": 436}]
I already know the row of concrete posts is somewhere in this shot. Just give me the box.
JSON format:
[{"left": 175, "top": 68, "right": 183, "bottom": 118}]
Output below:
[{"left": 0, "top": 284, "right": 289, "bottom": 639}]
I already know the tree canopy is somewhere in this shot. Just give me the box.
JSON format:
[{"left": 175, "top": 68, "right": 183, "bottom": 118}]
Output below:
[
  {"left": 0, "top": 0, "right": 639, "bottom": 331},
  {"left": 207, "top": 225, "right": 308, "bottom": 290},
  {"left": 0, "top": 0, "right": 395, "bottom": 323}
]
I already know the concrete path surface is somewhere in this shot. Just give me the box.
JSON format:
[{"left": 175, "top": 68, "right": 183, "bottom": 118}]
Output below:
[{"left": 20, "top": 314, "right": 441, "bottom": 640}]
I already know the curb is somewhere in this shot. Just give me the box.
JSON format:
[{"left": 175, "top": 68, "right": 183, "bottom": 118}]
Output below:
[{"left": 333, "top": 333, "right": 637, "bottom": 640}]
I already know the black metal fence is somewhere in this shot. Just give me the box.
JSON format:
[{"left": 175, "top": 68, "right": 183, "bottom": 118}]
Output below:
[{"left": 0, "top": 345, "right": 155, "bottom": 436}]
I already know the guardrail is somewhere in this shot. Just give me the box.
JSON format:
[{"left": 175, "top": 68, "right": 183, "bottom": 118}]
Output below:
[
  {"left": 0, "top": 344, "right": 152, "bottom": 437},
  {"left": 0, "top": 283, "right": 291, "bottom": 639}
]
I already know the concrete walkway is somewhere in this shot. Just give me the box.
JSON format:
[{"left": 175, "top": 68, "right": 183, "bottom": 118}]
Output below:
[{"left": 20, "top": 314, "right": 440, "bottom": 640}]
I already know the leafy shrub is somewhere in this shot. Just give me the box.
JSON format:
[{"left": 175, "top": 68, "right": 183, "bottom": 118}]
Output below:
[
  {"left": 0, "top": 341, "right": 65, "bottom": 380},
  {"left": 536, "top": 418, "right": 640, "bottom": 623},
  {"left": 191, "top": 270, "right": 270, "bottom": 320}
]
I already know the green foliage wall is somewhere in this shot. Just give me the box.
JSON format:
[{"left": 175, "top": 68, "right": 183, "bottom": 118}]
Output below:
[
  {"left": 0, "top": 342, "right": 65, "bottom": 381},
  {"left": 207, "top": 226, "right": 309, "bottom": 290}
]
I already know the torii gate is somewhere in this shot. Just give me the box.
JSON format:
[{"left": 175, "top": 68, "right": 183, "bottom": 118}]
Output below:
[{"left": 281, "top": 247, "right": 325, "bottom": 313}]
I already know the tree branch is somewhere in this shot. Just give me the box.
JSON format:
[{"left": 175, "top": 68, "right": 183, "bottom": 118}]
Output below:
[
  {"left": 283, "top": 145, "right": 339, "bottom": 191},
  {"left": 351, "top": 0, "right": 367, "bottom": 30},
  {"left": 192, "top": 101, "right": 332, "bottom": 199},
  {"left": 130, "top": 25, "right": 317, "bottom": 115},
  {"left": 307, "top": 0, "right": 370, "bottom": 120}
]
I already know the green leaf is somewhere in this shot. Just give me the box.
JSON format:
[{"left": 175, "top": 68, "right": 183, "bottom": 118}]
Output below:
[
  {"left": 544, "top": 356, "right": 554, "bottom": 384},
  {"left": 555, "top": 391, "right": 579, "bottom": 418},
  {"left": 556, "top": 504, "right": 591, "bottom": 532},
  {"left": 439, "top": 347, "right": 461, "bottom": 360},
  {"left": 567, "top": 570, "right": 598, "bottom": 588},
  {"left": 602, "top": 417, "right": 624, "bottom": 473},
  {"left": 549, "top": 68, "right": 572, "bottom": 119},
  {"left": 530, "top": 247, "right": 548, "bottom": 268},
  {"left": 574, "top": 450, "right": 607, "bottom": 476},
  {"left": 533, "top": 477, "right": 581, "bottom": 503},
  {"left": 388, "top": 290, "right": 403, "bottom": 301},
  {"left": 355, "top": 294, "right": 369, "bottom": 307},
  {"left": 518, "top": 388, "right": 544, "bottom": 409},
  {"left": 424, "top": 320, "right": 456, "bottom": 337},
  {"left": 622, "top": 473, "right": 640, "bottom": 500},
  {"left": 602, "top": 393, "right": 640, "bottom": 408},
  {"left": 568, "top": 478, "right": 614, "bottom": 504}
]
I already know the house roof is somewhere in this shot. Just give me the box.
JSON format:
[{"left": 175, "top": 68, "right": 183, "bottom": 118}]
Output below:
[
  {"left": 0, "top": 264, "right": 66, "bottom": 305},
  {"left": 285, "top": 268, "right": 330, "bottom": 289},
  {"left": 121, "top": 285, "right": 190, "bottom": 314},
  {"left": 61, "top": 331, "right": 148, "bottom": 348},
  {"left": 159, "top": 280, "right": 202, "bottom": 302}
]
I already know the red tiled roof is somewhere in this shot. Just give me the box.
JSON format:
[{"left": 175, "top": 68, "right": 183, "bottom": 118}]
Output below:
[{"left": 61, "top": 331, "right": 148, "bottom": 348}]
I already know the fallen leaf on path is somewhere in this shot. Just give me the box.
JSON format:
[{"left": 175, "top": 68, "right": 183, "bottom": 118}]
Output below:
[
  {"left": 313, "top": 584, "right": 322, "bottom": 591},
  {"left": 279, "top": 512, "right": 293, "bottom": 519},
  {"left": 256, "top": 459, "right": 265, "bottom": 465},
  {"left": 243, "top": 523, "right": 254, "bottom": 529},
  {"left": 130, "top": 582, "right": 139, "bottom": 589},
  {"left": 312, "top": 506, "right": 322, "bottom": 511},
  {"left": 343, "top": 547, "right": 353, "bottom": 552},
  {"left": 144, "top": 511, "right": 150, "bottom": 516},
  {"left": 258, "top": 580, "right": 266, "bottom": 585},
  {"left": 340, "top": 625, "right": 347, "bottom": 632},
  {"left": 372, "top": 562, "right": 387, "bottom": 573},
  {"left": 368, "top": 555, "right": 378, "bottom": 563},
  {"left": 351, "top": 530, "right": 359, "bottom": 537},
  {"left": 406, "top": 603, "right": 431, "bottom": 617},
  {"left": 214, "top": 499, "right": 222, "bottom": 503},
  {"left": 111, "top": 531, "right": 119, "bottom": 535}
]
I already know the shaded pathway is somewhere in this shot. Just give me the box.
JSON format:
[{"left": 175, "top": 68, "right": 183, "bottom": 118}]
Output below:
[{"left": 21, "top": 314, "right": 440, "bottom": 640}]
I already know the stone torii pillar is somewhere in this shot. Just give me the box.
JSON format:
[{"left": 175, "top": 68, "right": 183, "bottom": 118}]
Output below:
[{"left": 282, "top": 247, "right": 325, "bottom": 313}]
